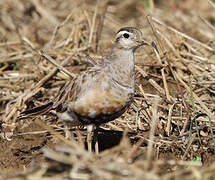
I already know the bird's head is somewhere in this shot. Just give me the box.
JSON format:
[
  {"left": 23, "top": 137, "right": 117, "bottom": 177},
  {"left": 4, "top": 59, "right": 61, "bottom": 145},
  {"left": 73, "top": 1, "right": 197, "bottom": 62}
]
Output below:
[{"left": 114, "top": 27, "right": 149, "bottom": 51}]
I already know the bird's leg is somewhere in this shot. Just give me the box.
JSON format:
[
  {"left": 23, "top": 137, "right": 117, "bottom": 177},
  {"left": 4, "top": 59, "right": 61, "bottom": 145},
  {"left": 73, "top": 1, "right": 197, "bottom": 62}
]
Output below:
[
  {"left": 87, "top": 124, "right": 94, "bottom": 153},
  {"left": 63, "top": 122, "right": 73, "bottom": 139},
  {"left": 94, "top": 127, "right": 99, "bottom": 155}
]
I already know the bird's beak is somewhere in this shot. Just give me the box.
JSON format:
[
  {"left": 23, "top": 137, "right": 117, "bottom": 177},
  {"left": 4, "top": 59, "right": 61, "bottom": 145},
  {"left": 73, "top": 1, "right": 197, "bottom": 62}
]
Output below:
[
  {"left": 139, "top": 40, "right": 159, "bottom": 54},
  {"left": 136, "top": 39, "right": 150, "bottom": 46},
  {"left": 133, "top": 39, "right": 150, "bottom": 51},
  {"left": 140, "top": 39, "right": 150, "bottom": 46}
]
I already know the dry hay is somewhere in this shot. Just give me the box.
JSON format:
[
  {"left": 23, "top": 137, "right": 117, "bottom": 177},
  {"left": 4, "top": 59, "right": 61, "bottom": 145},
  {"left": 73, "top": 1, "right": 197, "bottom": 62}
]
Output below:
[{"left": 0, "top": 0, "right": 215, "bottom": 179}]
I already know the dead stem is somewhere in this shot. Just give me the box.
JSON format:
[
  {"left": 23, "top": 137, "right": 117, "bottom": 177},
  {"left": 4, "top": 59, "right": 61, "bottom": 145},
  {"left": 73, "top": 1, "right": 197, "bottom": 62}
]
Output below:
[
  {"left": 152, "top": 17, "right": 214, "bottom": 52},
  {"left": 1, "top": 1, "right": 215, "bottom": 179},
  {"left": 145, "top": 96, "right": 160, "bottom": 170}
]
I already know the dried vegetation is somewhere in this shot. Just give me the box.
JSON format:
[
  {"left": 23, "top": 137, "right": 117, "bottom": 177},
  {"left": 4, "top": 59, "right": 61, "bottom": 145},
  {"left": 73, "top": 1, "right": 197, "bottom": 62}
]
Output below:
[{"left": 0, "top": 0, "right": 215, "bottom": 179}]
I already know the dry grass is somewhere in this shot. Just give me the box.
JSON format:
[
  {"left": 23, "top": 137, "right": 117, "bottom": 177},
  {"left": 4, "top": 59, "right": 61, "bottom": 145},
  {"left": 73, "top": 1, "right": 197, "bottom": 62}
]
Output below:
[{"left": 0, "top": 0, "right": 215, "bottom": 179}]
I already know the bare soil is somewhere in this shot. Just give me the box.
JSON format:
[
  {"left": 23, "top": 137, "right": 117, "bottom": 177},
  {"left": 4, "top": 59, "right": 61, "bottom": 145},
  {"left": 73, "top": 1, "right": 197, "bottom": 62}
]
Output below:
[{"left": 0, "top": 0, "right": 215, "bottom": 179}]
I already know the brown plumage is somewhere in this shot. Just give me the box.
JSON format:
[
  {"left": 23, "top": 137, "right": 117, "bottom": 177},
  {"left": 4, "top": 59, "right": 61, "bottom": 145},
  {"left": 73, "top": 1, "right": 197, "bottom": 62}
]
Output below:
[{"left": 19, "top": 27, "right": 149, "bottom": 153}]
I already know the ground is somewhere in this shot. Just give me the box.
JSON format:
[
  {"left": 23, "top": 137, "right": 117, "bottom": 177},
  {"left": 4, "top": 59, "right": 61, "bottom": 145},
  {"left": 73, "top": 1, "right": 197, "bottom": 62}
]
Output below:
[{"left": 0, "top": 0, "right": 215, "bottom": 179}]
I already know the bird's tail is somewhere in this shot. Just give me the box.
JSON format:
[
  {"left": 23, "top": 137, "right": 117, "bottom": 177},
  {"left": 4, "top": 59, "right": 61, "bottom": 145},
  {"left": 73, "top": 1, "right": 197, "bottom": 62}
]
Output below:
[
  {"left": 19, "top": 101, "right": 54, "bottom": 120},
  {"left": 19, "top": 79, "right": 74, "bottom": 120}
]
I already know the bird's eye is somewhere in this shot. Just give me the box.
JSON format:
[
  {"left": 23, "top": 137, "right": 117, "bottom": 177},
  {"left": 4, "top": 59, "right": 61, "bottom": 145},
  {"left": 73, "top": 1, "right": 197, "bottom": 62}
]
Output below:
[{"left": 123, "top": 33, "right": 130, "bottom": 39}]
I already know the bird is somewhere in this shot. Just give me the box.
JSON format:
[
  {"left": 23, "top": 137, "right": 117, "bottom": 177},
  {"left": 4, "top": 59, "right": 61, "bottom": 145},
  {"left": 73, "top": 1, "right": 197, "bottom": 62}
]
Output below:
[{"left": 19, "top": 27, "right": 149, "bottom": 154}]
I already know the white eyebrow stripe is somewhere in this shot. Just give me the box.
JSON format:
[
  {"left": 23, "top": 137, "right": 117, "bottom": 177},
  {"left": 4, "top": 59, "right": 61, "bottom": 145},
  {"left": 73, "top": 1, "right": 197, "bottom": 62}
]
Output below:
[{"left": 117, "top": 31, "right": 132, "bottom": 38}]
